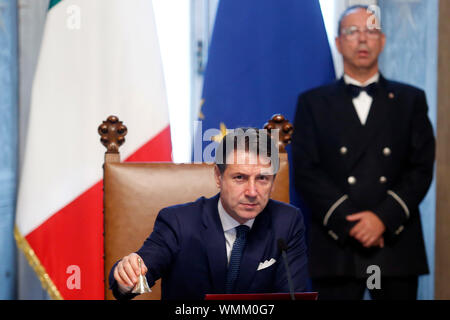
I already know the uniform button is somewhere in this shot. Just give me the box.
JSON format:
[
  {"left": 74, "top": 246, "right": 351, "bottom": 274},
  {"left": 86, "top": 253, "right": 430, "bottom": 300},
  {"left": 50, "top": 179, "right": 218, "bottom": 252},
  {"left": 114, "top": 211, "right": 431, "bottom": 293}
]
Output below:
[
  {"left": 347, "top": 176, "right": 356, "bottom": 185},
  {"left": 340, "top": 146, "right": 348, "bottom": 155},
  {"left": 395, "top": 225, "right": 404, "bottom": 235},
  {"left": 383, "top": 147, "right": 391, "bottom": 156},
  {"left": 379, "top": 176, "right": 387, "bottom": 184}
]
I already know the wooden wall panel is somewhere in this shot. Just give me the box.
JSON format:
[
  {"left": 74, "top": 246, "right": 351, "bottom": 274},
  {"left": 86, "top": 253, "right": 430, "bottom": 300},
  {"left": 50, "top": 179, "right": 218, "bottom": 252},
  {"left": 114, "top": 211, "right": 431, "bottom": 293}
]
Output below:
[{"left": 435, "top": 0, "right": 450, "bottom": 300}]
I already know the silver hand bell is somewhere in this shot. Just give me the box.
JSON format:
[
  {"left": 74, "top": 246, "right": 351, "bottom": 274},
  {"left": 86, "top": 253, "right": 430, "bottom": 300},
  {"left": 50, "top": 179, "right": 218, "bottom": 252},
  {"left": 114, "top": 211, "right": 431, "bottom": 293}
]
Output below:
[{"left": 132, "top": 257, "right": 152, "bottom": 294}]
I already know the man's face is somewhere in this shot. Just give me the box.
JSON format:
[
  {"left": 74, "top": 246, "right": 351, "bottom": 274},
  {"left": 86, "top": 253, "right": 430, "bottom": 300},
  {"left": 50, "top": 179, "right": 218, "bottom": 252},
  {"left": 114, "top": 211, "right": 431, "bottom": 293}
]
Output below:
[
  {"left": 214, "top": 150, "right": 275, "bottom": 224},
  {"left": 335, "top": 8, "right": 386, "bottom": 72}
]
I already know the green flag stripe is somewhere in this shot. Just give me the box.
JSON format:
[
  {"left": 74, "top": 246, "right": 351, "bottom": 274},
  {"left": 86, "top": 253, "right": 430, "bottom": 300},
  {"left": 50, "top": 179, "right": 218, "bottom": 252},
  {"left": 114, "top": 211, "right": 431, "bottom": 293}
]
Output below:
[{"left": 48, "top": 0, "right": 63, "bottom": 10}]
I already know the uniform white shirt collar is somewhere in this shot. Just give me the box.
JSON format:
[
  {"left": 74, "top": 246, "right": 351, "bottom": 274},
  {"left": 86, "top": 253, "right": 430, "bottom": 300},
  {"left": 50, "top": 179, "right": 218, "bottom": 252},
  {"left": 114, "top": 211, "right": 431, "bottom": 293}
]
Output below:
[
  {"left": 218, "top": 198, "right": 254, "bottom": 232},
  {"left": 344, "top": 72, "right": 380, "bottom": 87}
]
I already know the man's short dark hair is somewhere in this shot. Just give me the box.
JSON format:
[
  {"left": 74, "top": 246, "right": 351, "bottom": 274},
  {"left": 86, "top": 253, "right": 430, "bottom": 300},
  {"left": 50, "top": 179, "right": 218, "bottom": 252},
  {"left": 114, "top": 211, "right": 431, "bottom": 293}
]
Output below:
[
  {"left": 337, "top": 4, "right": 370, "bottom": 36},
  {"left": 215, "top": 127, "right": 279, "bottom": 175}
]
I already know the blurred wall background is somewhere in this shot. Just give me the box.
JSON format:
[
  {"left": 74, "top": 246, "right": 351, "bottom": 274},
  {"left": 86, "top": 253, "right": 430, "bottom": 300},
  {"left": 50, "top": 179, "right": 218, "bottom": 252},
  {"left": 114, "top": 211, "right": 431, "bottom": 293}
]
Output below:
[
  {"left": 378, "top": 0, "right": 439, "bottom": 300},
  {"left": 0, "top": 0, "right": 18, "bottom": 300}
]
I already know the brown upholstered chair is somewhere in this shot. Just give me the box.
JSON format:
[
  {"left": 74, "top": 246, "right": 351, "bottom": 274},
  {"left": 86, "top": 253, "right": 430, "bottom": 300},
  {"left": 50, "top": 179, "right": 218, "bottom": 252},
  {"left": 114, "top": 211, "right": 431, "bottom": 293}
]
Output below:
[{"left": 99, "top": 115, "right": 294, "bottom": 300}]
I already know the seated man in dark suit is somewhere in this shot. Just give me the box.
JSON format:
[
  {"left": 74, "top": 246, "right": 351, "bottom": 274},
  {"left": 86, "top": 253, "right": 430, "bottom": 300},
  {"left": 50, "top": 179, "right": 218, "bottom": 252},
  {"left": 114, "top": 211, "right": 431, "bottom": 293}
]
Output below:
[{"left": 109, "top": 128, "right": 308, "bottom": 300}]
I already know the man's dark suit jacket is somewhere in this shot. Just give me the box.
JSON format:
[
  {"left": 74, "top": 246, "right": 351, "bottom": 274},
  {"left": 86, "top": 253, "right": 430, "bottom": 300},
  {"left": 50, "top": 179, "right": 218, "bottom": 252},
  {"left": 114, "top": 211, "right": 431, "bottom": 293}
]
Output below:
[
  {"left": 109, "top": 194, "right": 308, "bottom": 300},
  {"left": 292, "top": 75, "right": 435, "bottom": 279}
]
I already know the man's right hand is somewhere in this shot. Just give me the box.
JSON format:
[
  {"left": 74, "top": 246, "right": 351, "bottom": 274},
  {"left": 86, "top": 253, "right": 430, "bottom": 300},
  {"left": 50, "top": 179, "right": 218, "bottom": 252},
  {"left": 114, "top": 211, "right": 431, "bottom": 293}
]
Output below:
[
  {"left": 347, "top": 211, "right": 386, "bottom": 248},
  {"left": 113, "top": 253, "right": 148, "bottom": 293}
]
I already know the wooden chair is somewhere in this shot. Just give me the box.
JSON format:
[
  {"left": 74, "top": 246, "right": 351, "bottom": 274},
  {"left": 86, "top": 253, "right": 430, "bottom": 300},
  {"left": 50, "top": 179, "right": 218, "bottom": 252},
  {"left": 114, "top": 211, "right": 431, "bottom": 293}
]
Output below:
[{"left": 99, "top": 114, "right": 294, "bottom": 300}]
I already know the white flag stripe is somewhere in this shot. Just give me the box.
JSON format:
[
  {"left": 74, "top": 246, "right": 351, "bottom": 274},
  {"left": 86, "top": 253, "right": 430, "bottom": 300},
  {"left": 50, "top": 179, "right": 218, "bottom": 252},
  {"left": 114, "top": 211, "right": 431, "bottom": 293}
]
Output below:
[{"left": 17, "top": 0, "right": 170, "bottom": 236}]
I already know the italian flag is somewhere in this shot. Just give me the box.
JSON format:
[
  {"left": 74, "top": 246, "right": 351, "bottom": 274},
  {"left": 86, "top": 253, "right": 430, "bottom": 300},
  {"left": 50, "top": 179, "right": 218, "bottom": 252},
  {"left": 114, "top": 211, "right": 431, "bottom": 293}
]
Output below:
[{"left": 15, "top": 0, "right": 172, "bottom": 299}]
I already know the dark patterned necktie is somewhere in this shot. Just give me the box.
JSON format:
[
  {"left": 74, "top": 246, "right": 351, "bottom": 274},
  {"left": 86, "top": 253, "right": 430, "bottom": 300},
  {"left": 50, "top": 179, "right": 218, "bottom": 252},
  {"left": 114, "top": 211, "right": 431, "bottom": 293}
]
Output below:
[
  {"left": 346, "top": 82, "right": 378, "bottom": 98},
  {"left": 225, "top": 225, "right": 250, "bottom": 293}
]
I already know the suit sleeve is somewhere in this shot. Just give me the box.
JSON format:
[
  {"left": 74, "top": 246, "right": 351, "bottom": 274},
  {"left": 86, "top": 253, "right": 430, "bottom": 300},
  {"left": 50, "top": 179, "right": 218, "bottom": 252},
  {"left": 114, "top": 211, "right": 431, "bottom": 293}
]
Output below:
[
  {"left": 292, "top": 93, "right": 358, "bottom": 244},
  {"left": 274, "top": 208, "right": 308, "bottom": 292},
  {"left": 109, "top": 208, "right": 181, "bottom": 300},
  {"left": 373, "top": 90, "right": 435, "bottom": 237}
]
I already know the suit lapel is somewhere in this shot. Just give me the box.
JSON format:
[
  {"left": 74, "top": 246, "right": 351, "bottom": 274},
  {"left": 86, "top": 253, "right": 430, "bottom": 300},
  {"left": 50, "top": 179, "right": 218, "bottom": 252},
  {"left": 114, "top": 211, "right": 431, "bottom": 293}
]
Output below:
[
  {"left": 330, "top": 76, "right": 393, "bottom": 172},
  {"left": 234, "top": 205, "right": 272, "bottom": 293},
  {"left": 328, "top": 79, "right": 366, "bottom": 171},
  {"left": 363, "top": 75, "right": 391, "bottom": 138},
  {"left": 201, "top": 194, "right": 228, "bottom": 293},
  {"left": 331, "top": 78, "right": 363, "bottom": 129},
  {"left": 346, "top": 75, "right": 391, "bottom": 171}
]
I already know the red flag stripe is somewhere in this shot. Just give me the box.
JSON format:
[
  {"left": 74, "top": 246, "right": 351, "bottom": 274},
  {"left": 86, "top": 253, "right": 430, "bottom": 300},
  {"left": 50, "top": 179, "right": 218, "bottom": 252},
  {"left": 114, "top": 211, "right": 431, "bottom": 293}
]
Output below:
[{"left": 25, "top": 125, "right": 171, "bottom": 299}]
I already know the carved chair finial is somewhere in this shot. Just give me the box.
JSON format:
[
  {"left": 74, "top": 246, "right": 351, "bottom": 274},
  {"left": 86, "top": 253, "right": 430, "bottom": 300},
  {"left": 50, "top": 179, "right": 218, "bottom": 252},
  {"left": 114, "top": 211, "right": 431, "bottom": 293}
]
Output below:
[
  {"left": 264, "top": 114, "right": 294, "bottom": 153},
  {"left": 98, "top": 115, "right": 128, "bottom": 153}
]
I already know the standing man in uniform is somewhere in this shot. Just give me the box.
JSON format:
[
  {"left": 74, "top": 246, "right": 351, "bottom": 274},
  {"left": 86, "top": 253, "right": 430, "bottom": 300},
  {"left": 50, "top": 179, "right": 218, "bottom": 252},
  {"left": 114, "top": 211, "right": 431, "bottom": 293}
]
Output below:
[{"left": 292, "top": 5, "right": 435, "bottom": 300}]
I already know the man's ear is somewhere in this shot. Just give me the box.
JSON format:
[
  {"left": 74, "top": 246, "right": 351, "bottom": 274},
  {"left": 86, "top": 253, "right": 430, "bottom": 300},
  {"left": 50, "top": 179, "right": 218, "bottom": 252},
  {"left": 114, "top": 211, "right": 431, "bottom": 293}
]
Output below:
[
  {"left": 380, "top": 32, "right": 386, "bottom": 52},
  {"left": 335, "top": 36, "right": 342, "bottom": 54},
  {"left": 214, "top": 165, "right": 222, "bottom": 189}
]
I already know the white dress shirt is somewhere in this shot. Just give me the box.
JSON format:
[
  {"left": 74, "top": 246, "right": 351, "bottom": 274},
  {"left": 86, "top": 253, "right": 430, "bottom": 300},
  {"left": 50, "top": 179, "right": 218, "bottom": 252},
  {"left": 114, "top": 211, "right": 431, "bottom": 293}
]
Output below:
[
  {"left": 218, "top": 199, "right": 254, "bottom": 264},
  {"left": 343, "top": 73, "right": 380, "bottom": 125}
]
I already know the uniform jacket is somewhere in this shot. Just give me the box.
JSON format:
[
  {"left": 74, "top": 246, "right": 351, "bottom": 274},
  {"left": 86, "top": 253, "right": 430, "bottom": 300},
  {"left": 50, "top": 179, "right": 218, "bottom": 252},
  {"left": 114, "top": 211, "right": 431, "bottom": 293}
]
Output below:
[
  {"left": 109, "top": 194, "right": 308, "bottom": 299},
  {"left": 292, "top": 75, "right": 435, "bottom": 278}
]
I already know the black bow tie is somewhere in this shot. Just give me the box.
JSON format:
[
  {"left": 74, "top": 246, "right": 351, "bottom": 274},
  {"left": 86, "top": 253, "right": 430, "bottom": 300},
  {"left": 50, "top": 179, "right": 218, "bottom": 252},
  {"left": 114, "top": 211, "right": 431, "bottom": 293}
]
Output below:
[{"left": 346, "top": 82, "right": 378, "bottom": 98}]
